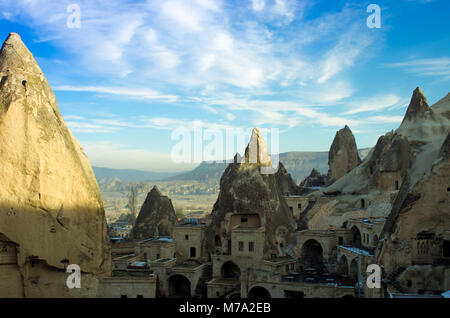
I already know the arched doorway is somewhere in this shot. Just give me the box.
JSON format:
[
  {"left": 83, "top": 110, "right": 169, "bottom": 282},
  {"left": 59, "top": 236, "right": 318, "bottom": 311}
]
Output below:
[
  {"left": 351, "top": 226, "right": 362, "bottom": 248},
  {"left": 337, "top": 255, "right": 349, "bottom": 276},
  {"left": 168, "top": 275, "right": 191, "bottom": 298},
  {"left": 248, "top": 286, "right": 271, "bottom": 298},
  {"left": 349, "top": 259, "right": 358, "bottom": 282},
  {"left": 221, "top": 261, "right": 240, "bottom": 279},
  {"left": 301, "top": 239, "right": 324, "bottom": 268}
]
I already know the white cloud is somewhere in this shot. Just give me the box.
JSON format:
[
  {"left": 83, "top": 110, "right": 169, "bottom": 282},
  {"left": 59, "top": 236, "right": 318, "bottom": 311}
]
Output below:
[
  {"left": 384, "top": 57, "right": 450, "bottom": 81},
  {"left": 53, "top": 85, "right": 178, "bottom": 102},
  {"left": 252, "top": 0, "right": 265, "bottom": 11},
  {"left": 343, "top": 94, "right": 405, "bottom": 115}
]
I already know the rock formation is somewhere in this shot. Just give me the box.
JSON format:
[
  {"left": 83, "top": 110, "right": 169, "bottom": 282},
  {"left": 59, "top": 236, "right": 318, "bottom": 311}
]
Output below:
[
  {"left": 204, "top": 128, "right": 297, "bottom": 258},
  {"left": 275, "top": 162, "right": 302, "bottom": 196},
  {"left": 306, "top": 88, "right": 449, "bottom": 231},
  {"left": 376, "top": 125, "right": 450, "bottom": 294},
  {"left": 326, "top": 125, "right": 361, "bottom": 185},
  {"left": 401, "top": 87, "right": 430, "bottom": 123},
  {"left": 131, "top": 186, "right": 178, "bottom": 240},
  {"left": 300, "top": 168, "right": 327, "bottom": 188},
  {"left": 0, "top": 33, "right": 110, "bottom": 297}
]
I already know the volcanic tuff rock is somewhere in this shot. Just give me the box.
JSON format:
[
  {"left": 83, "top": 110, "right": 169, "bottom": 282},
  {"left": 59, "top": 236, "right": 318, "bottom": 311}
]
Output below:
[
  {"left": 204, "top": 128, "right": 296, "bottom": 258},
  {"left": 402, "top": 87, "right": 430, "bottom": 122},
  {"left": 300, "top": 168, "right": 327, "bottom": 188},
  {"left": 131, "top": 186, "right": 178, "bottom": 240},
  {"left": 0, "top": 33, "right": 110, "bottom": 297},
  {"left": 326, "top": 125, "right": 361, "bottom": 185},
  {"left": 275, "top": 161, "right": 303, "bottom": 196},
  {"left": 375, "top": 125, "right": 450, "bottom": 292},
  {"left": 307, "top": 88, "right": 449, "bottom": 231}
]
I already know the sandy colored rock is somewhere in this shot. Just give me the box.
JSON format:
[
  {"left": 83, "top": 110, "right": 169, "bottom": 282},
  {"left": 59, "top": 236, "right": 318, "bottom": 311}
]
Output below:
[
  {"left": 0, "top": 33, "right": 110, "bottom": 297},
  {"left": 327, "top": 125, "right": 361, "bottom": 185},
  {"left": 131, "top": 186, "right": 178, "bottom": 240},
  {"left": 375, "top": 130, "right": 450, "bottom": 292}
]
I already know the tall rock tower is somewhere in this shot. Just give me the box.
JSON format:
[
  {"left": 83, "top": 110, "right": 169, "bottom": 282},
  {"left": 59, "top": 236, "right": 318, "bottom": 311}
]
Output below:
[
  {"left": 204, "top": 128, "right": 297, "bottom": 259},
  {"left": 130, "top": 185, "right": 178, "bottom": 240},
  {"left": 327, "top": 125, "right": 361, "bottom": 185},
  {"left": 0, "top": 33, "right": 110, "bottom": 297}
]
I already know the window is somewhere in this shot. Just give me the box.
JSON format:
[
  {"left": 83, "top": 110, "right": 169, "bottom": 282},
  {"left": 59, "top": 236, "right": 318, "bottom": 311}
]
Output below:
[
  {"left": 249, "top": 242, "right": 254, "bottom": 252},
  {"left": 291, "top": 264, "right": 295, "bottom": 270},
  {"left": 298, "top": 203, "right": 302, "bottom": 210},
  {"left": 361, "top": 199, "right": 365, "bottom": 209},
  {"left": 238, "top": 241, "right": 244, "bottom": 251},
  {"left": 395, "top": 180, "right": 399, "bottom": 190},
  {"left": 185, "top": 234, "right": 189, "bottom": 240},
  {"left": 370, "top": 167, "right": 374, "bottom": 175},
  {"left": 286, "top": 265, "right": 290, "bottom": 272},
  {"left": 190, "top": 247, "right": 196, "bottom": 258},
  {"left": 241, "top": 217, "right": 248, "bottom": 223},
  {"left": 338, "top": 237, "right": 343, "bottom": 245},
  {"left": 271, "top": 254, "right": 276, "bottom": 259},
  {"left": 216, "top": 291, "right": 220, "bottom": 296},
  {"left": 366, "top": 235, "right": 370, "bottom": 245},
  {"left": 156, "top": 254, "right": 160, "bottom": 259}
]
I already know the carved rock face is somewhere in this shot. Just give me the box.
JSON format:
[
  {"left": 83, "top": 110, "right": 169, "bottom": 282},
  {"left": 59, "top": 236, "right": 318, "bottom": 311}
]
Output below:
[{"left": 0, "top": 33, "right": 110, "bottom": 296}]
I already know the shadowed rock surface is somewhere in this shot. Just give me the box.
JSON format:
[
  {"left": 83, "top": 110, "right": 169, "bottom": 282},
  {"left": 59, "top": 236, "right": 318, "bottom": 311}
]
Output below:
[
  {"left": 0, "top": 33, "right": 110, "bottom": 297},
  {"left": 300, "top": 168, "right": 327, "bottom": 188},
  {"left": 131, "top": 186, "right": 178, "bottom": 240},
  {"left": 275, "top": 161, "right": 302, "bottom": 195}
]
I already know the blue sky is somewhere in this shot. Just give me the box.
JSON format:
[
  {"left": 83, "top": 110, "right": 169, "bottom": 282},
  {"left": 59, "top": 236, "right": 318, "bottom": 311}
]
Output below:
[{"left": 1, "top": 0, "right": 449, "bottom": 172}]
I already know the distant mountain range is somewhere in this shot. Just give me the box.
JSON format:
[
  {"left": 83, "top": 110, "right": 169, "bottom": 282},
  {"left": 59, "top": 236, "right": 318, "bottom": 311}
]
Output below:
[
  {"left": 94, "top": 149, "right": 371, "bottom": 188},
  {"left": 93, "top": 166, "right": 182, "bottom": 183}
]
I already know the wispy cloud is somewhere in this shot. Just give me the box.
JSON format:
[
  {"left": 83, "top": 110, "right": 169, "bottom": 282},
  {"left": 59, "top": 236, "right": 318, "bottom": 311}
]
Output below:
[
  {"left": 384, "top": 57, "right": 450, "bottom": 81},
  {"left": 53, "top": 85, "right": 178, "bottom": 102},
  {"left": 343, "top": 94, "right": 406, "bottom": 115}
]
